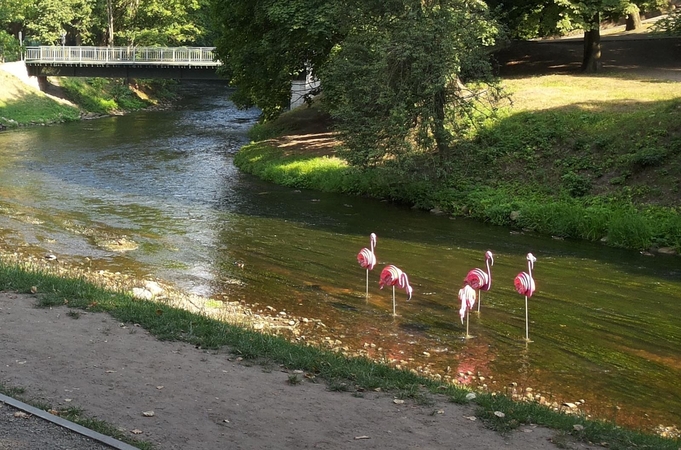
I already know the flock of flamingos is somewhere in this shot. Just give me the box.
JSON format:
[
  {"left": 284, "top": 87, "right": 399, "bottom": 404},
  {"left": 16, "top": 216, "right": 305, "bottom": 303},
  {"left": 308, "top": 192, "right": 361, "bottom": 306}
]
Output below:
[{"left": 357, "top": 233, "right": 537, "bottom": 341}]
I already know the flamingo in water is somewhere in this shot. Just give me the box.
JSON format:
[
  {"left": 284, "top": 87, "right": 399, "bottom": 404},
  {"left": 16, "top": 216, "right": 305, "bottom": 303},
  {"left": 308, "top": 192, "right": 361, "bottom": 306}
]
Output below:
[
  {"left": 514, "top": 253, "right": 537, "bottom": 342},
  {"left": 379, "top": 265, "right": 412, "bottom": 316},
  {"left": 458, "top": 283, "right": 477, "bottom": 339},
  {"left": 465, "top": 250, "right": 494, "bottom": 313},
  {"left": 357, "top": 233, "right": 377, "bottom": 299}
]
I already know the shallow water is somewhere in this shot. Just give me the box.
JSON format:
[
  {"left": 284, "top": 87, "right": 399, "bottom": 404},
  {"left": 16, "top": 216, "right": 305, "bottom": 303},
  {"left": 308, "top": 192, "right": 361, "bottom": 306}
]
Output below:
[{"left": 1, "top": 82, "right": 680, "bottom": 433}]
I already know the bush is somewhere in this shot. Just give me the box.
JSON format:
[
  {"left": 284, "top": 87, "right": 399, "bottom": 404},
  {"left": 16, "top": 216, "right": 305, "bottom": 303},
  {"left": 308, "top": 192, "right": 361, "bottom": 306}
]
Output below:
[{"left": 651, "top": 9, "right": 681, "bottom": 36}]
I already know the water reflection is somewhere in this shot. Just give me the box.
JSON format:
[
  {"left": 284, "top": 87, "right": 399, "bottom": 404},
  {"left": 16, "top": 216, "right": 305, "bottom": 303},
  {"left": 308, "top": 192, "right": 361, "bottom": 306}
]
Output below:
[{"left": 0, "top": 82, "right": 680, "bottom": 433}]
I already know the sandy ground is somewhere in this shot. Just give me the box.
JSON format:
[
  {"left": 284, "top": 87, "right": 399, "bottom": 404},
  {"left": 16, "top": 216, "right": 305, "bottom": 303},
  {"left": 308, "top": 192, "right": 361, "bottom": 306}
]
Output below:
[{"left": 0, "top": 292, "right": 604, "bottom": 450}]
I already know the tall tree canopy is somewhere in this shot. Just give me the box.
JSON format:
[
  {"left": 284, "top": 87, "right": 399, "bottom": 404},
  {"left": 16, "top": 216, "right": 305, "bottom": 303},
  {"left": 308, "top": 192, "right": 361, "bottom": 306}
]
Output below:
[
  {"left": 0, "top": 0, "right": 213, "bottom": 47},
  {"left": 212, "top": 0, "right": 500, "bottom": 165}
]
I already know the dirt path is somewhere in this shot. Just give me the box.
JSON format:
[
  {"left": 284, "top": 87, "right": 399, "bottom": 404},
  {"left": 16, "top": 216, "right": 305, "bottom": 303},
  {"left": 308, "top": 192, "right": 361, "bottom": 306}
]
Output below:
[{"left": 0, "top": 292, "right": 602, "bottom": 450}]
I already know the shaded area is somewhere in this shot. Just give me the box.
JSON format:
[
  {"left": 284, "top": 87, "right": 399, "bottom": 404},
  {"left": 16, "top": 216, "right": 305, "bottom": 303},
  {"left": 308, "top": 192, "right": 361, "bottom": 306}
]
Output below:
[{"left": 494, "top": 37, "right": 681, "bottom": 80}]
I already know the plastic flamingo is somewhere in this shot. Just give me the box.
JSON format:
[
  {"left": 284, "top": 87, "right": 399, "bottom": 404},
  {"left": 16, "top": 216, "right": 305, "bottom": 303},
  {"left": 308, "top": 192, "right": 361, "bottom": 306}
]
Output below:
[
  {"left": 458, "top": 283, "right": 477, "bottom": 339},
  {"left": 357, "top": 233, "right": 377, "bottom": 299},
  {"left": 514, "top": 253, "right": 537, "bottom": 342},
  {"left": 465, "top": 250, "right": 494, "bottom": 313},
  {"left": 379, "top": 265, "right": 413, "bottom": 316}
]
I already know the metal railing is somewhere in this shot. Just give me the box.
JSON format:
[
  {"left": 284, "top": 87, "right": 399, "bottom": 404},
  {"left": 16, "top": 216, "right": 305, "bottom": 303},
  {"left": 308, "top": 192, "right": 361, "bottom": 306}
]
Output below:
[{"left": 24, "top": 46, "right": 220, "bottom": 66}]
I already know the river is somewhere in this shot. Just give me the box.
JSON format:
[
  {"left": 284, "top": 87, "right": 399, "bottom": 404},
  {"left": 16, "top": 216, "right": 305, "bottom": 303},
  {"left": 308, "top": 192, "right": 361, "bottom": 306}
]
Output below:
[{"left": 1, "top": 82, "right": 680, "bottom": 435}]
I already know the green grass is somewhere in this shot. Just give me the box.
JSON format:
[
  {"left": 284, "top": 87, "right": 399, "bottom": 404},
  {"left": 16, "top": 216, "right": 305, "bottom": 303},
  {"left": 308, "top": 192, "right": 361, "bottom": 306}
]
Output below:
[
  {"left": 59, "top": 77, "right": 164, "bottom": 114},
  {"left": 0, "top": 72, "right": 80, "bottom": 127},
  {"left": 1, "top": 259, "right": 679, "bottom": 449}
]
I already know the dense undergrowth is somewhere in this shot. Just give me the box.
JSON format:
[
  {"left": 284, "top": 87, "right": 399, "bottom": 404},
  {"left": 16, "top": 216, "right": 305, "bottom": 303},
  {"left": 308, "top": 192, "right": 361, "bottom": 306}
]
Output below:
[
  {"left": 59, "top": 77, "right": 177, "bottom": 114},
  {"left": 235, "top": 74, "right": 681, "bottom": 253}
]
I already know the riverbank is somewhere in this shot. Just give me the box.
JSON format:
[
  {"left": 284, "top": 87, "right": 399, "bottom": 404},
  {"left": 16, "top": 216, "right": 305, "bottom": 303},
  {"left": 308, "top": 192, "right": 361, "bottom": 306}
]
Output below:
[
  {"left": 235, "top": 38, "right": 681, "bottom": 253},
  {"left": 2, "top": 257, "right": 679, "bottom": 449},
  {"left": 0, "top": 61, "right": 175, "bottom": 129}
]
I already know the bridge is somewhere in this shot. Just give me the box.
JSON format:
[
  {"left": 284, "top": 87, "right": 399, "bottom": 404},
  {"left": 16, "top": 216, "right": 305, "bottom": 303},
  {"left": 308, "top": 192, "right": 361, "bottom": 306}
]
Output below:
[{"left": 24, "top": 46, "right": 222, "bottom": 80}]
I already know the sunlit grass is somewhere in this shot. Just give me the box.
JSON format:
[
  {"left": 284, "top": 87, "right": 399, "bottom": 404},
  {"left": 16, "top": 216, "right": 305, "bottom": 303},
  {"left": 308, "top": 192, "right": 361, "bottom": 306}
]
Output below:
[
  {"left": 0, "top": 72, "right": 80, "bottom": 126},
  {"left": 502, "top": 74, "right": 681, "bottom": 112}
]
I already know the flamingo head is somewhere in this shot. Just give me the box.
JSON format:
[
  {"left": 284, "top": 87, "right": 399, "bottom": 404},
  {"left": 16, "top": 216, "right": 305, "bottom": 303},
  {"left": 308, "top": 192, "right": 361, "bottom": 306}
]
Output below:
[
  {"left": 485, "top": 251, "right": 494, "bottom": 266},
  {"left": 370, "top": 233, "right": 377, "bottom": 248},
  {"left": 527, "top": 252, "right": 536, "bottom": 268}
]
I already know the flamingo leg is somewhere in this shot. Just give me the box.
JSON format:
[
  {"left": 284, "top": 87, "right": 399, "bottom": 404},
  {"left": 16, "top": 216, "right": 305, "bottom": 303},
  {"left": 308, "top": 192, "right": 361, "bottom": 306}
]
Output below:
[
  {"left": 365, "top": 269, "right": 369, "bottom": 300},
  {"left": 525, "top": 295, "right": 530, "bottom": 342},
  {"left": 466, "top": 310, "right": 470, "bottom": 339},
  {"left": 477, "top": 290, "right": 481, "bottom": 313},
  {"left": 392, "top": 286, "right": 396, "bottom": 317}
]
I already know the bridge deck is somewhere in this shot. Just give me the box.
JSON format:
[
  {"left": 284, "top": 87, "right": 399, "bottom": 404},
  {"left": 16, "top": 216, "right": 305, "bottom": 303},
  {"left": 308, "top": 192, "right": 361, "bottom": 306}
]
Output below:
[{"left": 25, "top": 46, "right": 220, "bottom": 67}]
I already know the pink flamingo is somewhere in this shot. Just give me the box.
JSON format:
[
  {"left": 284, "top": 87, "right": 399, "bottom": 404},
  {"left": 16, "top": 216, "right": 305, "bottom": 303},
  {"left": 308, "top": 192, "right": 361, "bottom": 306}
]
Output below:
[
  {"left": 465, "top": 250, "right": 494, "bottom": 313},
  {"left": 514, "top": 253, "right": 537, "bottom": 342},
  {"left": 458, "top": 283, "right": 477, "bottom": 339},
  {"left": 357, "top": 233, "right": 377, "bottom": 299},
  {"left": 379, "top": 265, "right": 412, "bottom": 316}
]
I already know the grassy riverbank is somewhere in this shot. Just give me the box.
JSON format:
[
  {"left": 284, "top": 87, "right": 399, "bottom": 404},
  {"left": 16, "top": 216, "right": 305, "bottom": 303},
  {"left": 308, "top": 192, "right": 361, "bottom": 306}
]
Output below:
[
  {"left": 0, "top": 70, "right": 80, "bottom": 127},
  {"left": 235, "top": 74, "right": 681, "bottom": 253},
  {"left": 1, "top": 258, "right": 679, "bottom": 449},
  {"left": 0, "top": 67, "right": 175, "bottom": 128}
]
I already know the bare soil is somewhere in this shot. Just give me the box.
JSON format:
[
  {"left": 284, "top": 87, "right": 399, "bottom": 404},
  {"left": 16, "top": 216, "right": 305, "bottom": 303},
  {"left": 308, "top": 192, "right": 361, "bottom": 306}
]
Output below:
[{"left": 0, "top": 292, "right": 601, "bottom": 450}]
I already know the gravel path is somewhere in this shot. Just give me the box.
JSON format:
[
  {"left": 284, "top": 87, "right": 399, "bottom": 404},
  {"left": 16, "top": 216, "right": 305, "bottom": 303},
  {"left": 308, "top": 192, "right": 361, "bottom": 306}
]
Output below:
[{"left": 0, "top": 402, "right": 112, "bottom": 450}]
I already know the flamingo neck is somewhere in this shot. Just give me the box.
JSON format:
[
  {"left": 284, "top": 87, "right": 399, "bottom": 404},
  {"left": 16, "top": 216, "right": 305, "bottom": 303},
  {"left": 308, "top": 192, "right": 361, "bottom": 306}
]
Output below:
[{"left": 486, "top": 259, "right": 492, "bottom": 286}]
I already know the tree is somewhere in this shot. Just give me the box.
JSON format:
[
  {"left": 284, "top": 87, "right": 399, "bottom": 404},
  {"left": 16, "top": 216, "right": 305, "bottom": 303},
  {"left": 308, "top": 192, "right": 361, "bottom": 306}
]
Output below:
[
  {"left": 22, "top": 0, "right": 95, "bottom": 45},
  {"left": 321, "top": 0, "right": 499, "bottom": 165},
  {"left": 211, "top": 0, "right": 347, "bottom": 119},
  {"left": 488, "top": 0, "right": 672, "bottom": 72},
  {"left": 212, "top": 0, "right": 500, "bottom": 165}
]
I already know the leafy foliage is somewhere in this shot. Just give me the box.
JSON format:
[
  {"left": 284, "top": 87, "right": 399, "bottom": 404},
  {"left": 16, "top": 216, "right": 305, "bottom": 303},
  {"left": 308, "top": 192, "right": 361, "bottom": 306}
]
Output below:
[
  {"left": 211, "top": 0, "right": 346, "bottom": 119},
  {"left": 0, "top": 0, "right": 211, "bottom": 46},
  {"left": 652, "top": 8, "right": 681, "bottom": 35},
  {"left": 212, "top": 0, "right": 501, "bottom": 164}
]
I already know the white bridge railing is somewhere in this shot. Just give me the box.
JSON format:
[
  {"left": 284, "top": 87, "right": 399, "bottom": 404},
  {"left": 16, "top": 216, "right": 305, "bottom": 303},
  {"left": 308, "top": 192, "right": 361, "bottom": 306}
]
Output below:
[{"left": 24, "top": 46, "right": 220, "bottom": 66}]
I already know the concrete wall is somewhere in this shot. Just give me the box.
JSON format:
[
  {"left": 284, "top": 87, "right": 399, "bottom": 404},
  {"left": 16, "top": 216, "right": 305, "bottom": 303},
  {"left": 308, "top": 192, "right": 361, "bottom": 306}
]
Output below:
[
  {"left": 0, "top": 61, "right": 40, "bottom": 90},
  {"left": 290, "top": 74, "right": 320, "bottom": 110}
]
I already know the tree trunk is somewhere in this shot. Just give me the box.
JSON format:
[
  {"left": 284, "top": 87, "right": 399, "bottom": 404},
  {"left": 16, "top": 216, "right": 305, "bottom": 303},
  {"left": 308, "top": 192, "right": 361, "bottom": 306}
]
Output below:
[
  {"left": 431, "top": 86, "right": 449, "bottom": 154},
  {"left": 107, "top": 0, "right": 114, "bottom": 46},
  {"left": 581, "top": 13, "right": 601, "bottom": 73},
  {"left": 626, "top": 9, "right": 642, "bottom": 31}
]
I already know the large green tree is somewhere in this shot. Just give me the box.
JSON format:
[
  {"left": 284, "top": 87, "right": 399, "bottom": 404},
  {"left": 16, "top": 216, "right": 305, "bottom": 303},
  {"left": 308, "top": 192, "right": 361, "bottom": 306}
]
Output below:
[
  {"left": 321, "top": 0, "right": 499, "bottom": 165},
  {"left": 211, "top": 0, "right": 500, "bottom": 164},
  {"left": 211, "top": 0, "right": 347, "bottom": 119},
  {"left": 105, "top": 0, "right": 207, "bottom": 46}
]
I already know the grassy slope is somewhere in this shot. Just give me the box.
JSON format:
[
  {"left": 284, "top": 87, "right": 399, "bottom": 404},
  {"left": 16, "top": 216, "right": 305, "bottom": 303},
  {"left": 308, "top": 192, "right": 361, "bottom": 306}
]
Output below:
[
  {"left": 0, "top": 69, "right": 174, "bottom": 128},
  {"left": 0, "top": 70, "right": 80, "bottom": 126},
  {"left": 235, "top": 73, "right": 681, "bottom": 252}
]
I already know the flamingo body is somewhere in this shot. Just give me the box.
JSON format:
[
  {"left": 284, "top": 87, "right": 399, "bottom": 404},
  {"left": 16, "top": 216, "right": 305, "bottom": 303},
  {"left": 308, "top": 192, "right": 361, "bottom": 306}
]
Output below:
[
  {"left": 465, "top": 251, "right": 493, "bottom": 312},
  {"left": 458, "top": 284, "right": 476, "bottom": 323},
  {"left": 514, "top": 272, "right": 535, "bottom": 297},
  {"left": 515, "top": 253, "right": 537, "bottom": 341},
  {"left": 357, "top": 233, "right": 377, "bottom": 271},
  {"left": 379, "top": 265, "right": 412, "bottom": 316},
  {"left": 379, "top": 265, "right": 413, "bottom": 300}
]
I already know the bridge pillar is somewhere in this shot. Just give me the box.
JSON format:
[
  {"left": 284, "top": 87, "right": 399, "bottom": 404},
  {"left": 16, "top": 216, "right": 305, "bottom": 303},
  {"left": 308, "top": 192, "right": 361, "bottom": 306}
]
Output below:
[{"left": 37, "top": 76, "right": 49, "bottom": 91}]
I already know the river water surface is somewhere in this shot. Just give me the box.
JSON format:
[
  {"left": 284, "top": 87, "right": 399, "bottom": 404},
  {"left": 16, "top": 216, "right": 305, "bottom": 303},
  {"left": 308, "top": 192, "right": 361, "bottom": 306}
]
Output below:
[{"left": 1, "top": 83, "right": 680, "bottom": 434}]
